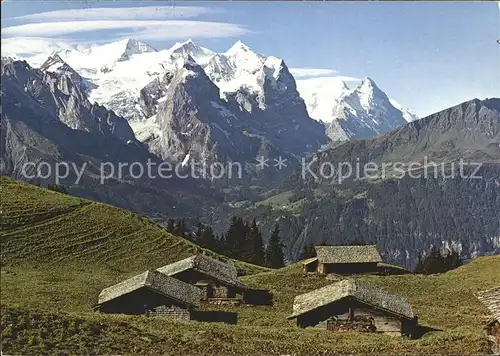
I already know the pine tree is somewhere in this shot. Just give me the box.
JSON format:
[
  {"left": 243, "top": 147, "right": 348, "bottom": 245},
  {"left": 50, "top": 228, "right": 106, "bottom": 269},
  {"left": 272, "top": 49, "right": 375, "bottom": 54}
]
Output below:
[
  {"left": 225, "top": 216, "right": 246, "bottom": 259},
  {"left": 423, "top": 246, "right": 444, "bottom": 274},
  {"left": 299, "top": 243, "right": 316, "bottom": 260},
  {"left": 195, "top": 222, "right": 204, "bottom": 240},
  {"left": 265, "top": 223, "right": 285, "bottom": 268},
  {"left": 217, "top": 233, "right": 226, "bottom": 254},
  {"left": 450, "top": 249, "right": 462, "bottom": 269},
  {"left": 175, "top": 218, "right": 187, "bottom": 236},
  {"left": 248, "top": 219, "right": 265, "bottom": 266},
  {"left": 415, "top": 246, "right": 462, "bottom": 275},
  {"left": 166, "top": 218, "right": 175, "bottom": 232},
  {"left": 199, "top": 226, "right": 217, "bottom": 251},
  {"left": 444, "top": 248, "right": 462, "bottom": 271},
  {"left": 414, "top": 252, "right": 425, "bottom": 274},
  {"left": 241, "top": 220, "right": 252, "bottom": 262}
]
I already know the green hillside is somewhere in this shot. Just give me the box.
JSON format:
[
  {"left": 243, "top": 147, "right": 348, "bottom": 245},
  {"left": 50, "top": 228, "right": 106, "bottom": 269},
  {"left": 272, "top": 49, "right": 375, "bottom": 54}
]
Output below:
[
  {"left": 0, "top": 176, "right": 265, "bottom": 275},
  {"left": 1, "top": 177, "right": 498, "bottom": 355}
]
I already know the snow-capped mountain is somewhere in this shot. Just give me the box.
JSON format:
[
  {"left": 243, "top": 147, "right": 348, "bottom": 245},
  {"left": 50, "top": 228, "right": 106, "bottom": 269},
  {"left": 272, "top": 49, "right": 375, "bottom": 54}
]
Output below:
[
  {"left": 140, "top": 52, "right": 327, "bottom": 169},
  {"left": 296, "top": 76, "right": 419, "bottom": 141},
  {"left": 4, "top": 38, "right": 190, "bottom": 121},
  {"left": 204, "top": 40, "right": 267, "bottom": 97},
  {"left": 296, "top": 76, "right": 350, "bottom": 124},
  {"left": 3, "top": 36, "right": 417, "bottom": 161},
  {"left": 2, "top": 56, "right": 135, "bottom": 140},
  {"left": 170, "top": 39, "right": 214, "bottom": 65},
  {"left": 148, "top": 56, "right": 264, "bottom": 164},
  {"left": 389, "top": 98, "right": 419, "bottom": 123},
  {"left": 1, "top": 57, "right": 215, "bottom": 218}
]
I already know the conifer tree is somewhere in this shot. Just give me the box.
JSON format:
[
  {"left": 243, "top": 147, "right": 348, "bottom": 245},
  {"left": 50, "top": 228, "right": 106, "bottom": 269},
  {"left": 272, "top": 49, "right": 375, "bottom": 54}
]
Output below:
[
  {"left": 175, "top": 218, "right": 187, "bottom": 236},
  {"left": 248, "top": 219, "right": 265, "bottom": 265},
  {"left": 241, "top": 220, "right": 252, "bottom": 261},
  {"left": 225, "top": 216, "right": 246, "bottom": 259},
  {"left": 265, "top": 224, "right": 285, "bottom": 268},
  {"left": 414, "top": 246, "right": 462, "bottom": 275},
  {"left": 423, "top": 245, "right": 443, "bottom": 274},
  {"left": 217, "top": 233, "right": 226, "bottom": 254},
  {"left": 199, "top": 226, "right": 217, "bottom": 251},
  {"left": 444, "top": 248, "right": 462, "bottom": 271},
  {"left": 195, "top": 222, "right": 204, "bottom": 240},
  {"left": 414, "top": 252, "right": 425, "bottom": 274},
  {"left": 166, "top": 218, "right": 175, "bottom": 232}
]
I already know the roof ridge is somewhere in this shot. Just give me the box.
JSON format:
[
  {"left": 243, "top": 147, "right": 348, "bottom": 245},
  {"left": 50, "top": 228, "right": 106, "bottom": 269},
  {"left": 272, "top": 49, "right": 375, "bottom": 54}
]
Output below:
[
  {"left": 289, "top": 279, "right": 413, "bottom": 320},
  {"left": 97, "top": 270, "right": 201, "bottom": 307}
]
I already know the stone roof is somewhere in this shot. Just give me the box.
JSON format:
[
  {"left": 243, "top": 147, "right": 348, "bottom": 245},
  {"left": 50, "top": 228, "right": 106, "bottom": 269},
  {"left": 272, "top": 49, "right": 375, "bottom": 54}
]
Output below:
[
  {"left": 157, "top": 254, "right": 247, "bottom": 290},
  {"left": 314, "top": 245, "right": 382, "bottom": 264},
  {"left": 288, "top": 279, "right": 414, "bottom": 320},
  {"left": 97, "top": 270, "right": 201, "bottom": 308},
  {"left": 476, "top": 286, "right": 500, "bottom": 322}
]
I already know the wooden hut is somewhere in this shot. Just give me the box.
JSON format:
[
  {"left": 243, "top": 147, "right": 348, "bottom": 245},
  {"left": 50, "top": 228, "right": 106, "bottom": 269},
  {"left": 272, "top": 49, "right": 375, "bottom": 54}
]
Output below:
[
  {"left": 476, "top": 286, "right": 500, "bottom": 354},
  {"left": 287, "top": 279, "right": 418, "bottom": 337},
  {"left": 302, "top": 245, "right": 382, "bottom": 275},
  {"left": 157, "top": 254, "right": 248, "bottom": 303},
  {"left": 95, "top": 270, "right": 201, "bottom": 320}
]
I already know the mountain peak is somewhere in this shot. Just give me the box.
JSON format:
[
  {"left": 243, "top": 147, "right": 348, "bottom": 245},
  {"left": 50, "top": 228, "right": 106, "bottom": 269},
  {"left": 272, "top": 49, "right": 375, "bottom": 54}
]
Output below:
[
  {"left": 359, "top": 77, "right": 378, "bottom": 89},
  {"left": 356, "top": 77, "right": 386, "bottom": 98},
  {"left": 226, "top": 40, "right": 253, "bottom": 55},
  {"left": 40, "top": 52, "right": 71, "bottom": 73},
  {"left": 170, "top": 39, "right": 214, "bottom": 64},
  {"left": 119, "top": 38, "right": 156, "bottom": 51},
  {"left": 171, "top": 39, "right": 197, "bottom": 51},
  {"left": 117, "top": 38, "right": 156, "bottom": 61}
]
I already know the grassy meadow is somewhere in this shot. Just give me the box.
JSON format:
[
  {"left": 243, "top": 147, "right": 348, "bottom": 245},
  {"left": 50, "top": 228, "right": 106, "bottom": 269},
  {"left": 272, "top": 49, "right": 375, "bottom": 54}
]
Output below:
[{"left": 1, "top": 177, "right": 498, "bottom": 355}]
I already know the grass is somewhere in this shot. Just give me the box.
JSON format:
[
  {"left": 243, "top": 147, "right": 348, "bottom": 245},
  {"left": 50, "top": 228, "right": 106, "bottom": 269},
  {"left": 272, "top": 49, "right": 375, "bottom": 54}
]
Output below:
[
  {"left": 0, "top": 176, "right": 266, "bottom": 275},
  {"left": 1, "top": 177, "right": 498, "bottom": 355},
  {"left": 255, "top": 190, "right": 306, "bottom": 213},
  {"left": 256, "top": 191, "right": 294, "bottom": 207},
  {"left": 2, "top": 303, "right": 489, "bottom": 356}
]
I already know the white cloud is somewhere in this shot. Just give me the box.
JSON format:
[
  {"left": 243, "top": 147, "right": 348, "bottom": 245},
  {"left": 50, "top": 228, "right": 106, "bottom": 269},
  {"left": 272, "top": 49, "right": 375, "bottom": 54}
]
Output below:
[
  {"left": 289, "top": 68, "right": 338, "bottom": 78},
  {"left": 296, "top": 75, "right": 362, "bottom": 84},
  {"left": 11, "top": 6, "right": 217, "bottom": 21},
  {"left": 1, "top": 37, "right": 76, "bottom": 56},
  {"left": 2, "top": 20, "right": 251, "bottom": 41}
]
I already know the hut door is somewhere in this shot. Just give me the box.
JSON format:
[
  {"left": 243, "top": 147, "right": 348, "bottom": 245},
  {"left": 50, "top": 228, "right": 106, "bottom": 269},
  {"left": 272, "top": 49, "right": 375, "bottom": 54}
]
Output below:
[{"left": 206, "top": 284, "right": 214, "bottom": 299}]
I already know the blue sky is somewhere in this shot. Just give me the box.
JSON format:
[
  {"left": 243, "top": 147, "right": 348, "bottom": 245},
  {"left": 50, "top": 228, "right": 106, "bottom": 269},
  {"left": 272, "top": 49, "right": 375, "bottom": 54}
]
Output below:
[{"left": 2, "top": 1, "right": 499, "bottom": 116}]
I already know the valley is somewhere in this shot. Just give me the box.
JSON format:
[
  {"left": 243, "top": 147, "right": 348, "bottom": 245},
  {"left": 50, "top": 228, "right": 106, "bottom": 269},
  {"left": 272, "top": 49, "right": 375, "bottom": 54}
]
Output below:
[{"left": 1, "top": 41, "right": 499, "bottom": 267}]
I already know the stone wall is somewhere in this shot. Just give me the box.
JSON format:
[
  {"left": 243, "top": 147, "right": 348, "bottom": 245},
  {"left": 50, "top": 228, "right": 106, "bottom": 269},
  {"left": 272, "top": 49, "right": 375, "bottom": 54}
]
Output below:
[
  {"left": 326, "top": 316, "right": 376, "bottom": 332},
  {"left": 147, "top": 305, "right": 190, "bottom": 320},
  {"left": 195, "top": 283, "right": 211, "bottom": 300},
  {"left": 213, "top": 285, "right": 237, "bottom": 298},
  {"left": 207, "top": 298, "right": 241, "bottom": 306}
]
